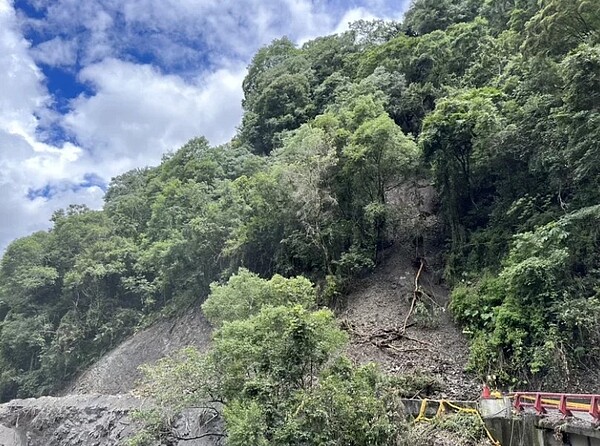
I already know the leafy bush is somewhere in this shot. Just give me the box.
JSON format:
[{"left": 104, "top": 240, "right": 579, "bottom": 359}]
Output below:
[
  {"left": 136, "top": 272, "right": 407, "bottom": 445},
  {"left": 201, "top": 269, "right": 316, "bottom": 326},
  {"left": 413, "top": 300, "right": 443, "bottom": 329},
  {"left": 124, "top": 409, "right": 172, "bottom": 446},
  {"left": 451, "top": 207, "right": 600, "bottom": 386}
]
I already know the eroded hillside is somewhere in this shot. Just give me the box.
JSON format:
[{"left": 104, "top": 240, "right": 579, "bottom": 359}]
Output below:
[
  {"left": 0, "top": 234, "right": 480, "bottom": 444},
  {"left": 340, "top": 244, "right": 479, "bottom": 400},
  {"left": 0, "top": 395, "right": 222, "bottom": 446},
  {"left": 66, "top": 309, "right": 212, "bottom": 395}
]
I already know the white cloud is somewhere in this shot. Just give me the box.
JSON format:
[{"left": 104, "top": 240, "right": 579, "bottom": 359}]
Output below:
[
  {"left": 0, "top": 0, "right": 248, "bottom": 251},
  {"left": 0, "top": 127, "right": 99, "bottom": 252},
  {"left": 333, "top": 8, "right": 382, "bottom": 34},
  {"left": 0, "top": 1, "right": 99, "bottom": 251},
  {"left": 0, "top": 5, "right": 45, "bottom": 129},
  {"left": 30, "top": 36, "right": 78, "bottom": 67},
  {"left": 22, "top": 0, "right": 408, "bottom": 69},
  {"left": 62, "top": 58, "right": 245, "bottom": 178}
]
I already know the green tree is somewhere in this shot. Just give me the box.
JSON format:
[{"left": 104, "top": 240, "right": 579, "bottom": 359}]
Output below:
[
  {"left": 138, "top": 271, "right": 405, "bottom": 446},
  {"left": 0, "top": 232, "right": 58, "bottom": 314},
  {"left": 219, "top": 170, "right": 292, "bottom": 276},
  {"left": 403, "top": 0, "right": 480, "bottom": 35},
  {"left": 524, "top": 0, "right": 600, "bottom": 56},
  {"left": 344, "top": 111, "right": 418, "bottom": 257},
  {"left": 104, "top": 168, "right": 153, "bottom": 239},
  {"left": 421, "top": 88, "right": 504, "bottom": 248},
  {"left": 202, "top": 269, "right": 315, "bottom": 325},
  {"left": 240, "top": 38, "right": 315, "bottom": 154},
  {"left": 452, "top": 206, "right": 600, "bottom": 385},
  {"left": 275, "top": 123, "right": 341, "bottom": 274},
  {"left": 558, "top": 44, "right": 600, "bottom": 204}
]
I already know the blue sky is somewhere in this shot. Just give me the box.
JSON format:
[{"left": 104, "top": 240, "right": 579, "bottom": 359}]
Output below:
[{"left": 0, "top": 0, "right": 410, "bottom": 251}]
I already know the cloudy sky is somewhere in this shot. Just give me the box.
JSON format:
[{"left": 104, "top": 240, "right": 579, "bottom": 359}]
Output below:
[{"left": 0, "top": 0, "right": 410, "bottom": 251}]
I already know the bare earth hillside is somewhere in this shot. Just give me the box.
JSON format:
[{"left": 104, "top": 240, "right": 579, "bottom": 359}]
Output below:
[
  {"left": 67, "top": 306, "right": 213, "bottom": 395},
  {"left": 0, "top": 395, "right": 222, "bottom": 446},
  {"left": 339, "top": 243, "right": 480, "bottom": 400}
]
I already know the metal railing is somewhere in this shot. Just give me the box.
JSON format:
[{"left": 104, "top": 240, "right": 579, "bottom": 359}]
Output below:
[{"left": 512, "top": 392, "right": 600, "bottom": 422}]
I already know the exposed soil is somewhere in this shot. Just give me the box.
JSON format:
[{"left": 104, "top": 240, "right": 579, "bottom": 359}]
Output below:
[
  {"left": 66, "top": 305, "right": 213, "bottom": 395},
  {"left": 338, "top": 242, "right": 480, "bottom": 400},
  {"left": 0, "top": 394, "right": 146, "bottom": 446},
  {"left": 0, "top": 248, "right": 479, "bottom": 443},
  {"left": 2, "top": 181, "right": 595, "bottom": 444},
  {"left": 0, "top": 305, "right": 219, "bottom": 445}
]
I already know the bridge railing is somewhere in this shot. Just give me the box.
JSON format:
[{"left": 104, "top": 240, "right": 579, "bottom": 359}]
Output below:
[{"left": 512, "top": 392, "right": 600, "bottom": 422}]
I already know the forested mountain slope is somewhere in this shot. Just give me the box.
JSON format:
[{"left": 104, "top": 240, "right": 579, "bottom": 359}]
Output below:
[{"left": 1, "top": 0, "right": 600, "bottom": 443}]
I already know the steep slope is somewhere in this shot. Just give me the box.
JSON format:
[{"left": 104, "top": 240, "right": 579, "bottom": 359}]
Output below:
[
  {"left": 0, "top": 395, "right": 145, "bottom": 445},
  {"left": 0, "top": 241, "right": 479, "bottom": 444},
  {"left": 66, "top": 307, "right": 213, "bottom": 395},
  {"left": 0, "top": 308, "right": 221, "bottom": 445},
  {"left": 339, "top": 244, "right": 479, "bottom": 400}
]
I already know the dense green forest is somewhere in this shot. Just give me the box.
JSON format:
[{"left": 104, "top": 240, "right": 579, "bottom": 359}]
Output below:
[{"left": 1, "top": 0, "right": 600, "bottom": 442}]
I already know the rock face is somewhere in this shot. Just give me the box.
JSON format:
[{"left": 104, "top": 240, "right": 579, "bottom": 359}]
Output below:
[
  {"left": 67, "top": 305, "right": 213, "bottom": 395},
  {"left": 0, "top": 394, "right": 224, "bottom": 446},
  {"left": 0, "top": 394, "right": 146, "bottom": 446}
]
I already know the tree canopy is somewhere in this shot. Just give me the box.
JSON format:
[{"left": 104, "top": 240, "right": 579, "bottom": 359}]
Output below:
[{"left": 1, "top": 0, "right": 600, "bottom": 435}]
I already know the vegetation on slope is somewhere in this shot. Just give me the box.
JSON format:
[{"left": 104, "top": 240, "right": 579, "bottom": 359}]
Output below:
[
  {"left": 131, "top": 271, "right": 483, "bottom": 446},
  {"left": 130, "top": 271, "right": 406, "bottom": 445},
  {"left": 0, "top": 1, "right": 599, "bottom": 436}
]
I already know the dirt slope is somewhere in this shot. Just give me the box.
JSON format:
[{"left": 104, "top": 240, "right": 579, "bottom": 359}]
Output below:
[
  {"left": 0, "top": 245, "right": 479, "bottom": 444},
  {"left": 67, "top": 305, "right": 213, "bottom": 395},
  {"left": 2, "top": 183, "right": 480, "bottom": 444},
  {"left": 339, "top": 243, "right": 480, "bottom": 400}
]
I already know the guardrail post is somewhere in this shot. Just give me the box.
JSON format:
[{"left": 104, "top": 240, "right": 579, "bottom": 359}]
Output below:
[
  {"left": 590, "top": 396, "right": 599, "bottom": 422},
  {"left": 513, "top": 393, "right": 523, "bottom": 412},
  {"left": 558, "top": 395, "right": 573, "bottom": 417},
  {"left": 534, "top": 393, "right": 546, "bottom": 415}
]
